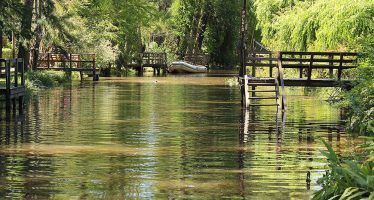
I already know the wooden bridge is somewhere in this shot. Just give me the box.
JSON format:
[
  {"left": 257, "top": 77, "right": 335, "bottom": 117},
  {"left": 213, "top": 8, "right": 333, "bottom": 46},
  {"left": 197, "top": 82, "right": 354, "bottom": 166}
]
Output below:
[
  {"left": 126, "top": 52, "right": 167, "bottom": 75},
  {"left": 0, "top": 58, "right": 25, "bottom": 112},
  {"left": 184, "top": 53, "right": 209, "bottom": 66},
  {"left": 37, "top": 53, "right": 99, "bottom": 81},
  {"left": 240, "top": 51, "right": 358, "bottom": 109}
]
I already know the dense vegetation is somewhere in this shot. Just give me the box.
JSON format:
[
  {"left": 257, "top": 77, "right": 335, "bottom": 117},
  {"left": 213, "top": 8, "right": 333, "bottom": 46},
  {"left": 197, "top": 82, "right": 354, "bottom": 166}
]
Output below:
[
  {"left": 1, "top": 0, "right": 374, "bottom": 198},
  {"left": 313, "top": 140, "right": 374, "bottom": 200},
  {"left": 0, "top": 0, "right": 257, "bottom": 69}
]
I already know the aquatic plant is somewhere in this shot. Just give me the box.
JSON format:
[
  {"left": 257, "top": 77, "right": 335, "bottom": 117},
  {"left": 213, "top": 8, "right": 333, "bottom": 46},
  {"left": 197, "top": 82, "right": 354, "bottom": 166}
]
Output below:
[{"left": 313, "top": 140, "right": 374, "bottom": 200}]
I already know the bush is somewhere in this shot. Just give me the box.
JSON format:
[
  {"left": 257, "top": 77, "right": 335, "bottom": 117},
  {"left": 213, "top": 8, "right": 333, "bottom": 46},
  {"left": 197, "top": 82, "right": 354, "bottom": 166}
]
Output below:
[
  {"left": 25, "top": 71, "right": 74, "bottom": 89},
  {"left": 342, "top": 63, "right": 374, "bottom": 136},
  {"left": 313, "top": 140, "right": 374, "bottom": 200}
]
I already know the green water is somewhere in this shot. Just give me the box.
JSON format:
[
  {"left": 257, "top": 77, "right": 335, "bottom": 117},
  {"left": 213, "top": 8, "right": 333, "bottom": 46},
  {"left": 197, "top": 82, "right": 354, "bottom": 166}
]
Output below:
[{"left": 0, "top": 74, "right": 361, "bottom": 199}]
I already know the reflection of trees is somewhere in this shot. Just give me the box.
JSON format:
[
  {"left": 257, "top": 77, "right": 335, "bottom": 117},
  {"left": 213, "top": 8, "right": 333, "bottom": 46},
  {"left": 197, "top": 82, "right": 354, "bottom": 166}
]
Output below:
[{"left": 0, "top": 113, "right": 55, "bottom": 199}]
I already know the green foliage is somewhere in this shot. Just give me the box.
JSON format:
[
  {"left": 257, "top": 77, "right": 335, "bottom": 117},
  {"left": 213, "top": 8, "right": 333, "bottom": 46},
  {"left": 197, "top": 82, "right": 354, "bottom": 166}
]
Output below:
[
  {"left": 170, "top": 0, "right": 256, "bottom": 67},
  {"left": 313, "top": 140, "right": 374, "bottom": 200},
  {"left": 342, "top": 64, "right": 374, "bottom": 136},
  {"left": 255, "top": 0, "right": 374, "bottom": 52},
  {"left": 25, "top": 71, "right": 75, "bottom": 89}
]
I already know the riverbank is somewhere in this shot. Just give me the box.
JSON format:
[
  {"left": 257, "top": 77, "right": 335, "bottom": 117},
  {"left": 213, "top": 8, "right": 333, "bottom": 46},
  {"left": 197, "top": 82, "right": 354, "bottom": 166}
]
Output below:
[{"left": 25, "top": 71, "right": 80, "bottom": 91}]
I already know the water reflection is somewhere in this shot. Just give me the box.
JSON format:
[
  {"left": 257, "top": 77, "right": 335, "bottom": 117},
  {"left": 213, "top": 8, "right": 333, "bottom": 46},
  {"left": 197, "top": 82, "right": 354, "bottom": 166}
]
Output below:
[{"left": 0, "top": 77, "right": 363, "bottom": 199}]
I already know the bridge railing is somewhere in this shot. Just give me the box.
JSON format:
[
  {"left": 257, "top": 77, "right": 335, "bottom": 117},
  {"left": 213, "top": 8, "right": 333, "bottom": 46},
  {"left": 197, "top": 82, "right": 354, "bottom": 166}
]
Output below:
[
  {"left": 247, "top": 51, "right": 358, "bottom": 81},
  {"left": 184, "top": 53, "right": 209, "bottom": 66},
  {"left": 0, "top": 58, "right": 25, "bottom": 104},
  {"left": 37, "top": 53, "right": 97, "bottom": 70},
  {"left": 141, "top": 52, "right": 167, "bottom": 66}
]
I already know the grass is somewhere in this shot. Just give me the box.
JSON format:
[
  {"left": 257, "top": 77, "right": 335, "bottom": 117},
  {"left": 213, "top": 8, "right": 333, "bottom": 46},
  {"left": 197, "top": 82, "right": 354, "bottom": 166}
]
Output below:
[{"left": 25, "top": 71, "right": 80, "bottom": 90}]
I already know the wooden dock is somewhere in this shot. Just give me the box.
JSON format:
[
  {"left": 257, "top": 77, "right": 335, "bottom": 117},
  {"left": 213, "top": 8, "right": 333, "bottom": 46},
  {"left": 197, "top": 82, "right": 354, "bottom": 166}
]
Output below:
[
  {"left": 37, "top": 53, "right": 99, "bottom": 81},
  {"left": 126, "top": 52, "right": 168, "bottom": 75},
  {"left": 0, "top": 58, "right": 25, "bottom": 112},
  {"left": 240, "top": 51, "right": 358, "bottom": 109}
]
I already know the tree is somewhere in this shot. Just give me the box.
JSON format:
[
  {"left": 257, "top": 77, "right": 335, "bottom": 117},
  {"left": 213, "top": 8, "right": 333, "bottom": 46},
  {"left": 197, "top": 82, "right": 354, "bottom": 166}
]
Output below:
[{"left": 17, "top": 0, "right": 34, "bottom": 68}]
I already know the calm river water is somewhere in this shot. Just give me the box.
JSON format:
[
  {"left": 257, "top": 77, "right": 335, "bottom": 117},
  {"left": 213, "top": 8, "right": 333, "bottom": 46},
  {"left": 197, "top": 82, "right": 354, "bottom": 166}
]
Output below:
[{"left": 0, "top": 73, "right": 362, "bottom": 199}]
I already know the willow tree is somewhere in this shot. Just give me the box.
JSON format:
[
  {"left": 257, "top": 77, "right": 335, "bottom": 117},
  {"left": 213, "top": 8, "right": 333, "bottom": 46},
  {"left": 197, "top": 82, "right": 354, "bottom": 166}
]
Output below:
[{"left": 255, "top": 0, "right": 374, "bottom": 52}]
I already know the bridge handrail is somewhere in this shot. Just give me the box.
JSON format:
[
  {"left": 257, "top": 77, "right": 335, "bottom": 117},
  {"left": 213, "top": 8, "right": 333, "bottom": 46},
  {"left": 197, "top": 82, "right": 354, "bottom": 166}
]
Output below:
[
  {"left": 0, "top": 58, "right": 25, "bottom": 90},
  {"left": 141, "top": 52, "right": 167, "bottom": 65},
  {"left": 184, "top": 53, "right": 209, "bottom": 66},
  {"left": 37, "top": 53, "right": 96, "bottom": 69},
  {"left": 246, "top": 51, "right": 358, "bottom": 81}
]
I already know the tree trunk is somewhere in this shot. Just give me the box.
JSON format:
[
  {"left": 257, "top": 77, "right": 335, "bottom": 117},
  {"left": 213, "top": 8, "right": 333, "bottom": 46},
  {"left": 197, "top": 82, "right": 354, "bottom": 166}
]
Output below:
[
  {"left": 0, "top": 3, "right": 3, "bottom": 59},
  {"left": 17, "top": 0, "right": 34, "bottom": 70},
  {"left": 194, "top": 1, "right": 210, "bottom": 53},
  {"left": 187, "top": 3, "right": 201, "bottom": 55},
  {"left": 31, "top": 0, "right": 43, "bottom": 70},
  {"left": 0, "top": 27, "right": 3, "bottom": 58}
]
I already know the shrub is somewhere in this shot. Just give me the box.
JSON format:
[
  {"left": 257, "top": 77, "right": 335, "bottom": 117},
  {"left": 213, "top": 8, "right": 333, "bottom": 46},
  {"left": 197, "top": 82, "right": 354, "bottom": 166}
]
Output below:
[{"left": 313, "top": 140, "right": 374, "bottom": 200}]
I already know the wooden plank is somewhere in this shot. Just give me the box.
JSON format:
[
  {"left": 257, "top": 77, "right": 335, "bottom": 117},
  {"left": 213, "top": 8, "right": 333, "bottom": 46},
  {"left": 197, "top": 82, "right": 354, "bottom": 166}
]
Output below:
[
  {"left": 279, "top": 51, "right": 357, "bottom": 56},
  {"left": 282, "top": 78, "right": 352, "bottom": 87},
  {"left": 269, "top": 53, "right": 273, "bottom": 77},
  {"left": 244, "top": 75, "right": 249, "bottom": 107},
  {"left": 280, "top": 58, "right": 356, "bottom": 63},
  {"left": 281, "top": 64, "right": 356, "bottom": 69}
]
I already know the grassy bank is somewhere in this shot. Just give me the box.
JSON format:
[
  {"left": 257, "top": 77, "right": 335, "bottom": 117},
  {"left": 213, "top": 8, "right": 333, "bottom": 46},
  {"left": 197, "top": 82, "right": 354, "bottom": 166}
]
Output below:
[{"left": 25, "top": 71, "right": 80, "bottom": 90}]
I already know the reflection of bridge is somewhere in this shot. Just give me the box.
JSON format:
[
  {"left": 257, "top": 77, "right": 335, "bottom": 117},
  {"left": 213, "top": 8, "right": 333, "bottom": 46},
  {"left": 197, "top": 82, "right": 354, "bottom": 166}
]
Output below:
[{"left": 240, "top": 51, "right": 358, "bottom": 109}]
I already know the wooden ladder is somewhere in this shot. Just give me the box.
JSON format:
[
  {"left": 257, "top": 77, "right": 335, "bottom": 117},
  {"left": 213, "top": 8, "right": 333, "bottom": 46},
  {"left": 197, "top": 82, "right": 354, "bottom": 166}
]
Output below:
[{"left": 244, "top": 77, "right": 280, "bottom": 107}]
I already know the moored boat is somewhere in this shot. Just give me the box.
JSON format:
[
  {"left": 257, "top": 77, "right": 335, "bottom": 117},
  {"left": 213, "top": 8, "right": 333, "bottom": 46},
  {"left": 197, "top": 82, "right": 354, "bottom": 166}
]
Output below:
[{"left": 169, "top": 61, "right": 207, "bottom": 73}]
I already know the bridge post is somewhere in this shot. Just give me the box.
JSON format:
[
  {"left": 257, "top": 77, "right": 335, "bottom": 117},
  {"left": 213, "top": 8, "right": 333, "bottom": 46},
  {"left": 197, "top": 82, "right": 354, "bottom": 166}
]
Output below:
[
  {"left": 269, "top": 53, "right": 273, "bottom": 77},
  {"left": 299, "top": 53, "right": 303, "bottom": 78},
  {"left": 5, "top": 60, "right": 11, "bottom": 112},
  {"left": 47, "top": 53, "right": 50, "bottom": 69},
  {"left": 251, "top": 52, "right": 256, "bottom": 97},
  {"left": 338, "top": 53, "right": 343, "bottom": 81},
  {"left": 329, "top": 55, "right": 334, "bottom": 78},
  {"left": 307, "top": 53, "right": 314, "bottom": 81},
  {"left": 239, "top": 0, "right": 247, "bottom": 107}
]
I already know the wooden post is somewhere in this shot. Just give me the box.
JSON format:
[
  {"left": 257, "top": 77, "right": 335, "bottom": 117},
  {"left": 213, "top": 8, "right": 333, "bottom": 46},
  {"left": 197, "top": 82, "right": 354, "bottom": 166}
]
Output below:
[
  {"left": 337, "top": 54, "right": 343, "bottom": 81},
  {"left": 269, "top": 53, "right": 273, "bottom": 77},
  {"left": 12, "top": 31, "right": 16, "bottom": 59},
  {"left": 307, "top": 53, "right": 314, "bottom": 81},
  {"left": 299, "top": 54, "right": 303, "bottom": 78},
  {"left": 5, "top": 60, "right": 11, "bottom": 110},
  {"left": 239, "top": 0, "right": 247, "bottom": 106},
  {"left": 93, "top": 54, "right": 98, "bottom": 81},
  {"left": 19, "top": 59, "right": 25, "bottom": 113},
  {"left": 47, "top": 53, "right": 50, "bottom": 69},
  {"left": 329, "top": 55, "right": 334, "bottom": 78},
  {"left": 15, "top": 60, "right": 19, "bottom": 87},
  {"left": 21, "top": 59, "right": 25, "bottom": 86},
  {"left": 163, "top": 52, "right": 167, "bottom": 74},
  {"left": 244, "top": 75, "right": 249, "bottom": 107},
  {"left": 251, "top": 52, "right": 256, "bottom": 97},
  {"left": 69, "top": 54, "right": 72, "bottom": 69}
]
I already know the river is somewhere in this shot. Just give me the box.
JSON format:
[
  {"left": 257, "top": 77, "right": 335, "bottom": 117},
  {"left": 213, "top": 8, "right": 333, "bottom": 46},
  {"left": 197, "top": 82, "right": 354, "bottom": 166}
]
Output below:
[{"left": 0, "top": 72, "right": 361, "bottom": 199}]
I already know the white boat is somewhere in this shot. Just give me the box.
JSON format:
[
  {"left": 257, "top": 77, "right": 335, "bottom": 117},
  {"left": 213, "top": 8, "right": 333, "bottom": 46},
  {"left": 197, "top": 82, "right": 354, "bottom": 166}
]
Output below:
[{"left": 169, "top": 61, "right": 207, "bottom": 73}]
